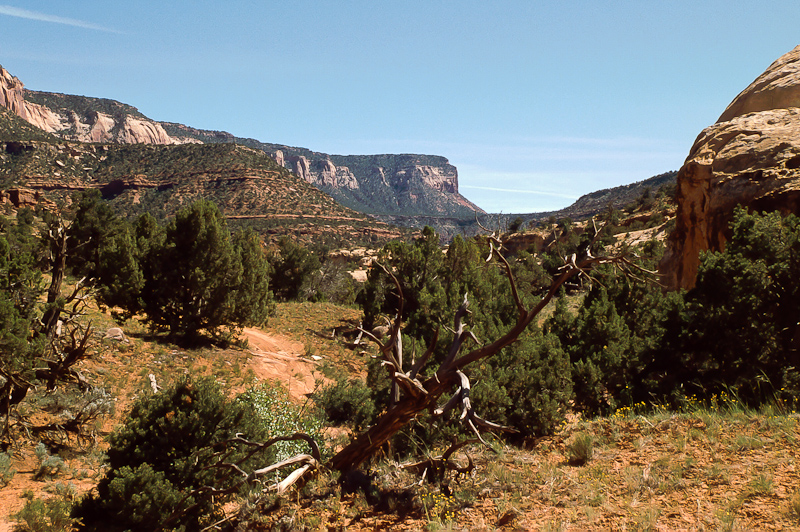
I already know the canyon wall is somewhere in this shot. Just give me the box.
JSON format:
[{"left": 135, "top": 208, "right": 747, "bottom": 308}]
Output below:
[
  {"left": 1, "top": 65, "right": 180, "bottom": 145},
  {"left": 660, "top": 45, "right": 800, "bottom": 289}
]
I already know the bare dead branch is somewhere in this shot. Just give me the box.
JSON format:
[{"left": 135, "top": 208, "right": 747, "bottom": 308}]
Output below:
[
  {"left": 409, "top": 327, "right": 439, "bottom": 380},
  {"left": 389, "top": 371, "right": 427, "bottom": 399},
  {"left": 433, "top": 388, "right": 462, "bottom": 418},
  {"left": 274, "top": 463, "right": 315, "bottom": 494},
  {"left": 330, "top": 230, "right": 657, "bottom": 472},
  {"left": 441, "top": 294, "right": 472, "bottom": 368},
  {"left": 400, "top": 438, "right": 478, "bottom": 481},
  {"left": 490, "top": 245, "right": 526, "bottom": 319},
  {"left": 157, "top": 432, "right": 322, "bottom": 531}
]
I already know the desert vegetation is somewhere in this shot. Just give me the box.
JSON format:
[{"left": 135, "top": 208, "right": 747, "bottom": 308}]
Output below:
[{"left": 2, "top": 191, "right": 800, "bottom": 530}]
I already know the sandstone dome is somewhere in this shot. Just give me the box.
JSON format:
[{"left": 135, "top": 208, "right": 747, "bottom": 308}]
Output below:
[{"left": 660, "top": 45, "right": 800, "bottom": 290}]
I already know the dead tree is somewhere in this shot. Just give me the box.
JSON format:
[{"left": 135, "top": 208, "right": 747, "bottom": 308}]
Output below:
[
  {"left": 40, "top": 215, "right": 71, "bottom": 338},
  {"left": 1, "top": 215, "right": 97, "bottom": 443},
  {"left": 299, "top": 228, "right": 653, "bottom": 477},
  {"left": 329, "top": 223, "right": 656, "bottom": 472},
  {"left": 157, "top": 228, "right": 655, "bottom": 528}
]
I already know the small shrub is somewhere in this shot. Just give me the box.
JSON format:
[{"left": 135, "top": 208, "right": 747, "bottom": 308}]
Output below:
[
  {"left": 420, "top": 487, "right": 459, "bottom": 524},
  {"left": 12, "top": 495, "right": 78, "bottom": 532},
  {"left": 75, "top": 376, "right": 273, "bottom": 531},
  {"left": 0, "top": 451, "right": 15, "bottom": 486},
  {"left": 567, "top": 433, "right": 594, "bottom": 466},
  {"left": 747, "top": 473, "right": 774, "bottom": 497},
  {"left": 44, "top": 482, "right": 79, "bottom": 501},
  {"left": 315, "top": 377, "right": 376, "bottom": 431},
  {"left": 237, "top": 381, "right": 326, "bottom": 470},
  {"left": 33, "top": 444, "right": 66, "bottom": 481},
  {"left": 470, "top": 332, "right": 573, "bottom": 439}
]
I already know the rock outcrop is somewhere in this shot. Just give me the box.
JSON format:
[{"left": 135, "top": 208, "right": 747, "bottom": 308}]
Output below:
[
  {"left": 0, "top": 67, "right": 28, "bottom": 120},
  {"left": 26, "top": 103, "right": 177, "bottom": 145},
  {"left": 285, "top": 155, "right": 359, "bottom": 189},
  {"left": 0, "top": 188, "right": 56, "bottom": 209},
  {"left": 157, "top": 123, "right": 476, "bottom": 217},
  {"left": 0, "top": 63, "right": 482, "bottom": 222},
  {"left": 660, "top": 45, "right": 800, "bottom": 290},
  {"left": 393, "top": 164, "right": 458, "bottom": 194},
  {"left": 0, "top": 64, "right": 180, "bottom": 145}
]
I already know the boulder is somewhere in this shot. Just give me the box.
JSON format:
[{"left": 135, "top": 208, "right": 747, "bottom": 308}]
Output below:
[
  {"left": 660, "top": 45, "right": 800, "bottom": 290},
  {"left": 103, "top": 327, "right": 128, "bottom": 342}
]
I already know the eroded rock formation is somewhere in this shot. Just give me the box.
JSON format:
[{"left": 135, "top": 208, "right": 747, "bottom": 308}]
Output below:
[
  {"left": 392, "top": 164, "right": 458, "bottom": 194},
  {"left": 0, "top": 64, "right": 179, "bottom": 145},
  {"left": 0, "top": 67, "right": 28, "bottom": 120},
  {"left": 284, "top": 155, "right": 358, "bottom": 189},
  {"left": 660, "top": 45, "right": 800, "bottom": 290},
  {"left": 0, "top": 63, "right": 481, "bottom": 221},
  {"left": 0, "top": 188, "right": 57, "bottom": 209}
]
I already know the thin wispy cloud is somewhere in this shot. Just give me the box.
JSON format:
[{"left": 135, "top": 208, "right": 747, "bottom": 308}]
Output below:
[{"left": 0, "top": 5, "right": 121, "bottom": 33}]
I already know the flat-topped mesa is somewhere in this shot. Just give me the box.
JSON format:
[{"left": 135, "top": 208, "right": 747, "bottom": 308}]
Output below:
[
  {"left": 660, "top": 45, "right": 800, "bottom": 290},
  {"left": 263, "top": 148, "right": 482, "bottom": 217},
  {"left": 0, "top": 63, "right": 482, "bottom": 221}
]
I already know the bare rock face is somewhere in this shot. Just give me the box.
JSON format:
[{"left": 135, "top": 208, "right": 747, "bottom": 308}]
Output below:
[
  {"left": 35, "top": 108, "right": 175, "bottom": 145},
  {"left": 660, "top": 45, "right": 800, "bottom": 290},
  {"left": 393, "top": 165, "right": 458, "bottom": 194},
  {"left": 287, "top": 155, "right": 312, "bottom": 183},
  {"left": 0, "top": 67, "right": 28, "bottom": 120},
  {"left": 0, "top": 188, "right": 57, "bottom": 209},
  {"left": 286, "top": 155, "right": 359, "bottom": 189},
  {"left": 717, "top": 45, "right": 800, "bottom": 122},
  {"left": 23, "top": 102, "right": 67, "bottom": 132},
  {"left": 0, "top": 64, "right": 178, "bottom": 145},
  {"left": 317, "top": 159, "right": 358, "bottom": 189}
]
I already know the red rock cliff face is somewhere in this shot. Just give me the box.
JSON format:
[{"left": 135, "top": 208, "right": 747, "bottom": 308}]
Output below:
[
  {"left": 284, "top": 155, "right": 359, "bottom": 189},
  {"left": 0, "top": 64, "right": 179, "bottom": 145},
  {"left": 660, "top": 45, "right": 800, "bottom": 290},
  {"left": 0, "top": 67, "right": 28, "bottom": 120},
  {"left": 392, "top": 164, "right": 458, "bottom": 194}
]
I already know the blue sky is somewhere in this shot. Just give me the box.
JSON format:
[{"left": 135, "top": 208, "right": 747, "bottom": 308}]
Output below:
[{"left": 1, "top": 2, "right": 798, "bottom": 213}]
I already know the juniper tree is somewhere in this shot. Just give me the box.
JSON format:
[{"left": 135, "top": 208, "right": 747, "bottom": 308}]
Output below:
[{"left": 96, "top": 200, "right": 274, "bottom": 340}]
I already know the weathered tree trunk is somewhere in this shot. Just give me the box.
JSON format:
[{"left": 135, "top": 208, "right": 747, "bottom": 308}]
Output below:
[
  {"left": 328, "top": 232, "right": 655, "bottom": 473},
  {"left": 330, "top": 394, "right": 431, "bottom": 471},
  {"left": 41, "top": 219, "right": 69, "bottom": 337}
]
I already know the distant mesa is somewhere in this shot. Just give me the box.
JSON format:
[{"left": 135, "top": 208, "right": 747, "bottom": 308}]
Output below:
[
  {"left": 158, "top": 123, "right": 485, "bottom": 220},
  {"left": 0, "top": 63, "right": 481, "bottom": 222},
  {"left": 660, "top": 44, "right": 800, "bottom": 290}
]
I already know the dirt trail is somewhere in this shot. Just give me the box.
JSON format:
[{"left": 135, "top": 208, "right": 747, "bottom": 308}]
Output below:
[{"left": 243, "top": 327, "right": 324, "bottom": 401}]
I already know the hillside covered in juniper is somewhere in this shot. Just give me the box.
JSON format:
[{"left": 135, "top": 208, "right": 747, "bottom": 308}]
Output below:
[
  {"left": 0, "top": 104, "right": 408, "bottom": 248},
  {"left": 0, "top": 63, "right": 483, "bottom": 223}
]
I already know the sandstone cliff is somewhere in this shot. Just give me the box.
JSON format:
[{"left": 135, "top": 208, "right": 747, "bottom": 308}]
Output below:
[
  {"left": 0, "top": 67, "right": 28, "bottom": 120},
  {"left": 660, "top": 45, "right": 800, "bottom": 289},
  {"left": 23, "top": 92, "right": 179, "bottom": 145},
  {"left": 327, "top": 153, "right": 480, "bottom": 217},
  {"left": 0, "top": 64, "right": 181, "bottom": 145},
  {"left": 1, "top": 63, "right": 481, "bottom": 221},
  {"left": 284, "top": 154, "right": 359, "bottom": 190},
  {"left": 222, "top": 138, "right": 483, "bottom": 218}
]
